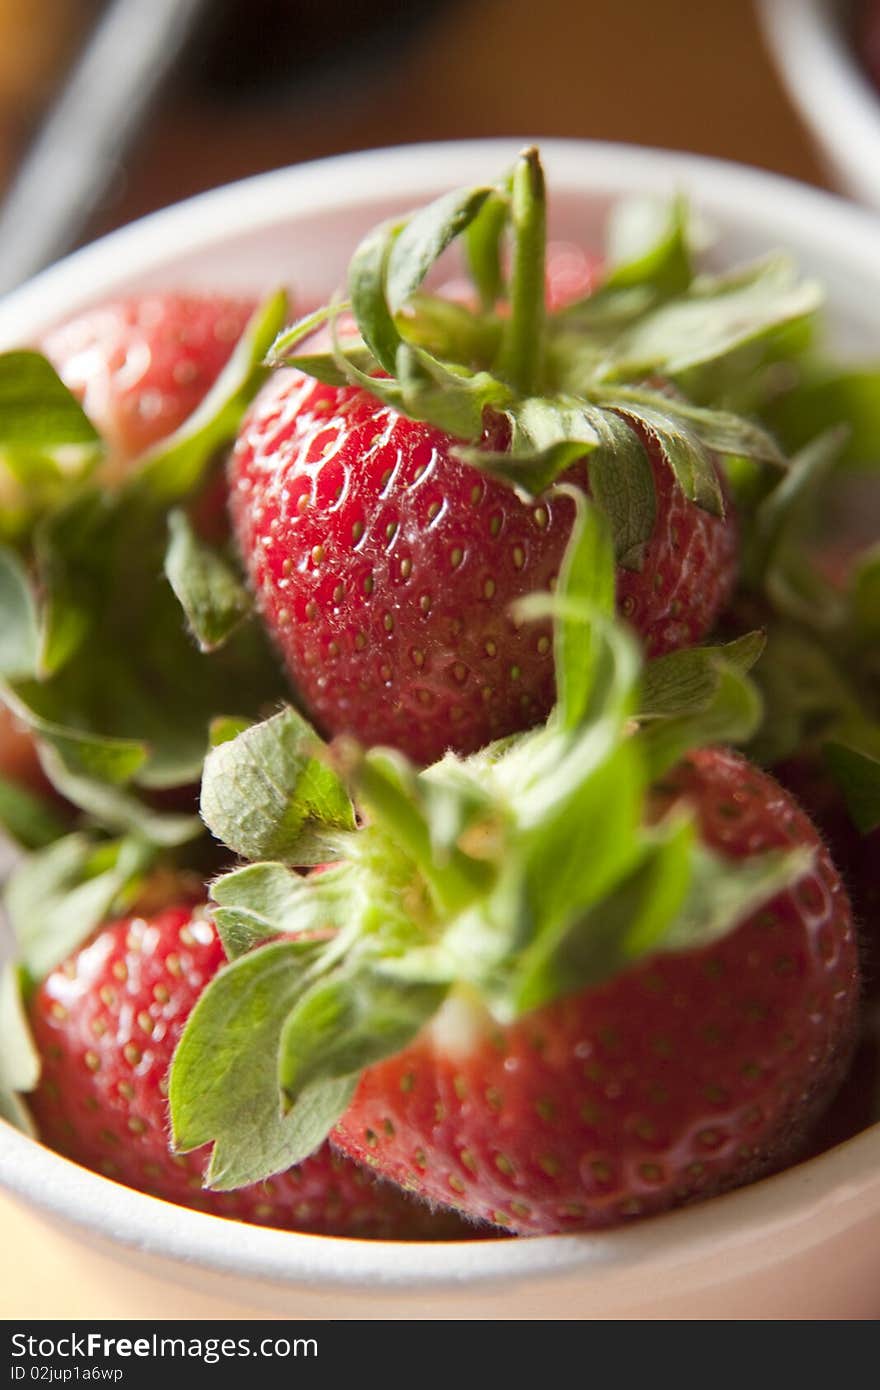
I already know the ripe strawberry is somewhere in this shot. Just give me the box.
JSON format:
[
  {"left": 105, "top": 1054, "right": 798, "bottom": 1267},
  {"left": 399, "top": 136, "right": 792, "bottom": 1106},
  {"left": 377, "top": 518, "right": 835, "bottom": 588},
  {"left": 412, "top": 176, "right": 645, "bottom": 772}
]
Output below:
[
  {"left": 40, "top": 293, "right": 256, "bottom": 467},
  {"left": 27, "top": 901, "right": 470, "bottom": 1239},
  {"left": 229, "top": 369, "right": 736, "bottom": 765},
  {"left": 330, "top": 748, "right": 859, "bottom": 1234},
  {"left": 226, "top": 149, "right": 805, "bottom": 766},
  {"left": 773, "top": 751, "right": 880, "bottom": 998}
]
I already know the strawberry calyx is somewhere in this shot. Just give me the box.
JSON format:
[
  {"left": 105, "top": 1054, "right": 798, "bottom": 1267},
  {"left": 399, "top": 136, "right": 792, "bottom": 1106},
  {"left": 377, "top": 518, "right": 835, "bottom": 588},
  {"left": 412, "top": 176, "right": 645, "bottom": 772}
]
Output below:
[
  {"left": 726, "top": 424, "right": 880, "bottom": 836},
  {"left": 169, "top": 496, "right": 804, "bottom": 1191},
  {"left": 267, "top": 149, "right": 809, "bottom": 568}
]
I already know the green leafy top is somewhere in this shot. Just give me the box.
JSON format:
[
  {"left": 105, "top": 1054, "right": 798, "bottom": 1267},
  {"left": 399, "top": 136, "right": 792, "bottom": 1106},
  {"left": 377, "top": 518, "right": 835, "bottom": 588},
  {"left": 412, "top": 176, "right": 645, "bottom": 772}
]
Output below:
[
  {"left": 0, "top": 293, "right": 292, "bottom": 1132},
  {"left": 268, "top": 147, "right": 800, "bottom": 566},
  {"left": 3, "top": 148, "right": 878, "bottom": 1167},
  {"left": 724, "top": 424, "right": 880, "bottom": 832},
  {"left": 169, "top": 494, "right": 802, "bottom": 1190},
  {"left": 0, "top": 293, "right": 290, "bottom": 848}
]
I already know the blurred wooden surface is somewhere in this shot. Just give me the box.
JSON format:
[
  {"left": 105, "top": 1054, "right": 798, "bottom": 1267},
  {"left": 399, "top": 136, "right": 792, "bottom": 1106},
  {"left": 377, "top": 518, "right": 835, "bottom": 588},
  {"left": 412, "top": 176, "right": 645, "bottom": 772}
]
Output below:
[{"left": 0, "top": 0, "right": 832, "bottom": 252}]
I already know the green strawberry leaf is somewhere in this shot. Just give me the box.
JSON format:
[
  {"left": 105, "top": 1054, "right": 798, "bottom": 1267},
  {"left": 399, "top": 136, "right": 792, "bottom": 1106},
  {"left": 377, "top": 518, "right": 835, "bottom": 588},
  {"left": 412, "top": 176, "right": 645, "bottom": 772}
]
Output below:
[
  {"left": 4, "top": 832, "right": 156, "bottom": 983},
  {"left": 169, "top": 938, "right": 355, "bottom": 1187},
  {"left": 509, "top": 812, "right": 697, "bottom": 1015},
  {"left": 606, "top": 399, "right": 725, "bottom": 516},
  {"left": 387, "top": 184, "right": 493, "bottom": 314},
  {"left": 0, "top": 686, "right": 148, "bottom": 785},
  {"left": 400, "top": 293, "right": 502, "bottom": 366},
  {"left": 852, "top": 546, "right": 880, "bottom": 643},
  {"left": 461, "top": 400, "right": 659, "bottom": 569},
  {"left": 349, "top": 218, "right": 407, "bottom": 375},
  {"left": 7, "top": 483, "right": 287, "bottom": 791},
  {"left": 581, "top": 409, "right": 657, "bottom": 568},
  {"left": 457, "top": 394, "right": 599, "bottom": 496},
  {"left": 823, "top": 740, "right": 880, "bottom": 834},
  {"left": 0, "top": 546, "right": 39, "bottom": 679},
  {"left": 37, "top": 743, "right": 201, "bottom": 847},
  {"left": 0, "top": 962, "right": 41, "bottom": 1135},
  {"left": 266, "top": 301, "right": 352, "bottom": 367},
  {"left": 130, "top": 289, "right": 288, "bottom": 505},
  {"left": 273, "top": 344, "right": 376, "bottom": 388},
  {"left": 354, "top": 746, "right": 493, "bottom": 916},
  {"left": 544, "top": 488, "right": 616, "bottom": 729},
  {"left": 278, "top": 966, "right": 445, "bottom": 1101},
  {"left": 0, "top": 352, "right": 103, "bottom": 540},
  {"left": 597, "top": 386, "right": 787, "bottom": 468},
  {"left": 396, "top": 345, "right": 511, "bottom": 441},
  {"left": 199, "top": 706, "right": 355, "bottom": 865},
  {"left": 639, "top": 632, "right": 766, "bottom": 718},
  {"left": 636, "top": 662, "right": 763, "bottom": 778},
  {"left": 0, "top": 350, "right": 101, "bottom": 451},
  {"left": 603, "top": 194, "right": 692, "bottom": 297},
  {"left": 600, "top": 256, "right": 822, "bottom": 381},
  {"left": 208, "top": 714, "right": 253, "bottom": 747},
  {"left": 164, "top": 510, "right": 252, "bottom": 652},
  {"left": 749, "top": 428, "right": 847, "bottom": 591},
  {"left": 746, "top": 624, "right": 862, "bottom": 766},
  {"left": 465, "top": 189, "right": 508, "bottom": 308},
  {"left": 658, "top": 838, "right": 814, "bottom": 955},
  {"left": 210, "top": 860, "right": 350, "bottom": 958},
  {"left": 34, "top": 489, "right": 112, "bottom": 677},
  {"left": 509, "top": 738, "right": 645, "bottom": 1009},
  {"left": 631, "top": 656, "right": 761, "bottom": 778},
  {"left": 763, "top": 364, "right": 880, "bottom": 467},
  {"left": 0, "top": 772, "right": 68, "bottom": 850}
]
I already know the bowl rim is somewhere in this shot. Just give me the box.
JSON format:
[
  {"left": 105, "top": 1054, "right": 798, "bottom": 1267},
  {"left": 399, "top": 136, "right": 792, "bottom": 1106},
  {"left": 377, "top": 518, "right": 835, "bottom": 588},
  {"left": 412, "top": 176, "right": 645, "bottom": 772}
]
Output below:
[
  {"left": 1, "top": 135, "right": 879, "bottom": 1295},
  {"left": 3, "top": 1114, "right": 879, "bottom": 1295},
  {"left": 1, "top": 135, "right": 880, "bottom": 342},
  {"left": 756, "top": 0, "right": 880, "bottom": 206}
]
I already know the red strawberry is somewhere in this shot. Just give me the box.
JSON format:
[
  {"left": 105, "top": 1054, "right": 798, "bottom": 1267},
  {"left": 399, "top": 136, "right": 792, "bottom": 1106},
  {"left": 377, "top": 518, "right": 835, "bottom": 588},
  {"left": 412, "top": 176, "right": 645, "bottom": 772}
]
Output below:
[
  {"left": 229, "top": 369, "right": 736, "bottom": 765},
  {"left": 773, "top": 751, "right": 880, "bottom": 998},
  {"left": 27, "top": 900, "right": 470, "bottom": 1239},
  {"left": 330, "top": 748, "right": 860, "bottom": 1234},
  {"left": 41, "top": 293, "right": 256, "bottom": 468}
]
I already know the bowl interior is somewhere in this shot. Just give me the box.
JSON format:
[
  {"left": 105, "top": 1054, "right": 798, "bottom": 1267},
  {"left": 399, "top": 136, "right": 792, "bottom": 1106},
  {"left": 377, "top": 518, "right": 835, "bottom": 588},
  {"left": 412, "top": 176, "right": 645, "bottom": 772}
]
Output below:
[{"left": 1, "top": 138, "right": 879, "bottom": 1312}]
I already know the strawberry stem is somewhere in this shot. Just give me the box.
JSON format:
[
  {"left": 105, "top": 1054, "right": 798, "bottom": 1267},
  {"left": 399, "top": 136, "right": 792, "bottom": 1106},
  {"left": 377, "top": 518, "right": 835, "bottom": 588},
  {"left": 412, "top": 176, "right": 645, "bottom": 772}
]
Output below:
[
  {"left": 496, "top": 147, "right": 547, "bottom": 396},
  {"left": 355, "top": 753, "right": 491, "bottom": 918}
]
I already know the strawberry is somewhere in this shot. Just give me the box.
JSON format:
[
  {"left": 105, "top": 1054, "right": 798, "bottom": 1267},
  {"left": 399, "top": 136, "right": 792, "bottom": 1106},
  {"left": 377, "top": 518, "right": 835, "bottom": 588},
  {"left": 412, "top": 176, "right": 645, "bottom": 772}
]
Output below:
[
  {"left": 0, "top": 291, "right": 289, "bottom": 833},
  {"left": 329, "top": 748, "right": 859, "bottom": 1233},
  {"left": 174, "top": 497, "right": 860, "bottom": 1235},
  {"left": 229, "top": 371, "right": 736, "bottom": 766},
  {"left": 773, "top": 751, "right": 880, "bottom": 997},
  {"left": 226, "top": 150, "right": 804, "bottom": 767},
  {"left": 40, "top": 293, "right": 256, "bottom": 468},
  {"left": 26, "top": 900, "right": 470, "bottom": 1239}
]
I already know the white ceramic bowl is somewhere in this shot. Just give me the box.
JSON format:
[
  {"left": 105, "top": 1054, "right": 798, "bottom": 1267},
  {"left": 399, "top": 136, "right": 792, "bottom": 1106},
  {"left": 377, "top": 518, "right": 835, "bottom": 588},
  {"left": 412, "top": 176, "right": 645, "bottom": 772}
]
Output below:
[
  {"left": 2, "top": 139, "right": 880, "bottom": 1320},
  {"left": 757, "top": 0, "right": 880, "bottom": 210}
]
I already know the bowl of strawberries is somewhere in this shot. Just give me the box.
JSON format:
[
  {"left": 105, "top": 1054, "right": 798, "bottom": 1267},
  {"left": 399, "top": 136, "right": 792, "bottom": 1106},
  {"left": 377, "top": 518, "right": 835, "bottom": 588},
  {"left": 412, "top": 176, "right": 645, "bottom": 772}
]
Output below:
[
  {"left": 758, "top": 0, "right": 880, "bottom": 210},
  {"left": 0, "top": 138, "right": 879, "bottom": 1320}
]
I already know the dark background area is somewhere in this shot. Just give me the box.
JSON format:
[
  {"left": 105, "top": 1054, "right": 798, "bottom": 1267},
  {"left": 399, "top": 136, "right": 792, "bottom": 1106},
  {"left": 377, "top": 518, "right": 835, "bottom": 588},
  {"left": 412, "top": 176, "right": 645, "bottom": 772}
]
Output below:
[{"left": 0, "top": 0, "right": 835, "bottom": 269}]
